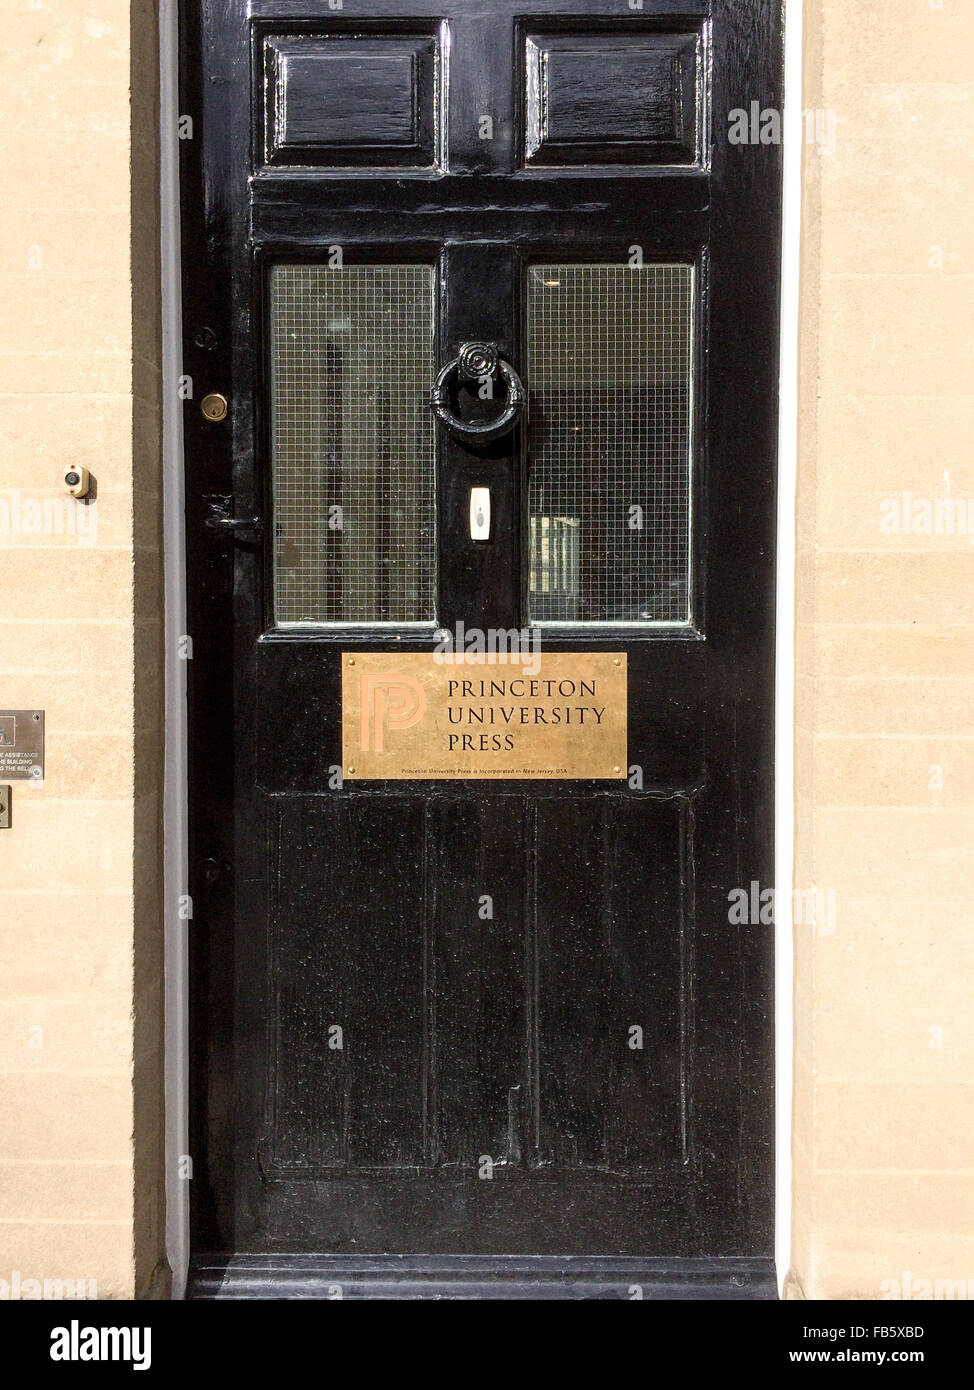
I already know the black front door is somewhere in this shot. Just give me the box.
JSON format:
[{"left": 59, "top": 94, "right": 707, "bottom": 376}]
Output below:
[{"left": 181, "top": 0, "right": 781, "bottom": 1298}]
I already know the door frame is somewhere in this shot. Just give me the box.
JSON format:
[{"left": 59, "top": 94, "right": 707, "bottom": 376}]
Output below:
[{"left": 159, "top": 0, "right": 803, "bottom": 1299}]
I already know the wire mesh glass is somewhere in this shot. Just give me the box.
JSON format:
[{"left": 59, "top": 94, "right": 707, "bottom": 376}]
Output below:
[
  {"left": 270, "top": 264, "right": 437, "bottom": 625},
  {"left": 527, "top": 263, "right": 694, "bottom": 625}
]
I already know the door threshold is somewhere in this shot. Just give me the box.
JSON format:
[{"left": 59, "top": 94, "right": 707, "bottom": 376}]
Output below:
[{"left": 188, "top": 1254, "right": 777, "bottom": 1300}]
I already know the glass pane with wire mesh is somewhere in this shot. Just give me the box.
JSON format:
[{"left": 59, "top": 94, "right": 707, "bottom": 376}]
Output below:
[
  {"left": 270, "top": 264, "right": 437, "bottom": 625},
  {"left": 527, "top": 263, "right": 694, "bottom": 625}
]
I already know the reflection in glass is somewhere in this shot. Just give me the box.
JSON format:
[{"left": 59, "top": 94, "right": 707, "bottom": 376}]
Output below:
[
  {"left": 527, "top": 263, "right": 693, "bottom": 624},
  {"left": 270, "top": 264, "right": 436, "bottom": 625}
]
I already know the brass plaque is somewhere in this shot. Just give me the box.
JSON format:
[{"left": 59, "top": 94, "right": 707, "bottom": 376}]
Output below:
[
  {"left": 342, "top": 652, "right": 626, "bottom": 780},
  {"left": 0, "top": 710, "right": 44, "bottom": 781}
]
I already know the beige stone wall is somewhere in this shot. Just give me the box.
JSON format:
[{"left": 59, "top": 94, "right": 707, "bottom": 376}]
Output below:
[
  {"left": 792, "top": 0, "right": 974, "bottom": 1299},
  {"left": 0, "top": 1, "right": 166, "bottom": 1298}
]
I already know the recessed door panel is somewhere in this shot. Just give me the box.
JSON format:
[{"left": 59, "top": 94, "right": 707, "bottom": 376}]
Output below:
[
  {"left": 523, "top": 29, "right": 703, "bottom": 167},
  {"left": 261, "top": 33, "right": 440, "bottom": 170},
  {"left": 264, "top": 796, "right": 429, "bottom": 1175},
  {"left": 534, "top": 795, "right": 688, "bottom": 1173}
]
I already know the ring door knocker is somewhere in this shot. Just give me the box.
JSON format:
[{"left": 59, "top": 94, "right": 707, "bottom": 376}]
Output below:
[{"left": 429, "top": 341, "right": 526, "bottom": 445}]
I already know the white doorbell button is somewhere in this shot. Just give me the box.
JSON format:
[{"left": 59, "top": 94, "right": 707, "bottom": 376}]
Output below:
[{"left": 469, "top": 487, "right": 491, "bottom": 541}]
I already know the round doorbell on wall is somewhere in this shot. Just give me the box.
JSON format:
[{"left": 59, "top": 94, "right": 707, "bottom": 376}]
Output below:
[{"left": 63, "top": 465, "right": 91, "bottom": 499}]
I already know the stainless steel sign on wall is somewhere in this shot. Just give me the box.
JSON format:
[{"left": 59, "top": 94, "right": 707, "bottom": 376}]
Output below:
[{"left": 0, "top": 711, "right": 44, "bottom": 780}]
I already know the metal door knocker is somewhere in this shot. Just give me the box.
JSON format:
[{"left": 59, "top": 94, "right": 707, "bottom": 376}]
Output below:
[{"left": 429, "top": 341, "right": 525, "bottom": 444}]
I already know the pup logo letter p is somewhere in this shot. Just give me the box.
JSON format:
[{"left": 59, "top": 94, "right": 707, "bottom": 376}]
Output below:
[{"left": 360, "top": 675, "right": 427, "bottom": 753}]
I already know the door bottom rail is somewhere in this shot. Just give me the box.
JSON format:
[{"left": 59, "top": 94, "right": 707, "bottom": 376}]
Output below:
[{"left": 187, "top": 1254, "right": 777, "bottom": 1300}]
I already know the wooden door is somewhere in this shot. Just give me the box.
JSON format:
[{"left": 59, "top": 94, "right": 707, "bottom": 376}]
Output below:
[{"left": 180, "top": 0, "right": 781, "bottom": 1299}]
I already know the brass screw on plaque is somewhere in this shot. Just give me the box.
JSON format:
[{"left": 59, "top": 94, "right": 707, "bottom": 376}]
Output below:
[
  {"left": 613, "top": 658, "right": 621, "bottom": 666},
  {"left": 347, "top": 767, "right": 355, "bottom": 775},
  {"left": 348, "top": 658, "right": 355, "bottom": 666},
  {"left": 200, "top": 392, "right": 228, "bottom": 422}
]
